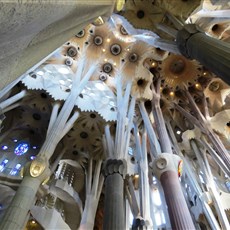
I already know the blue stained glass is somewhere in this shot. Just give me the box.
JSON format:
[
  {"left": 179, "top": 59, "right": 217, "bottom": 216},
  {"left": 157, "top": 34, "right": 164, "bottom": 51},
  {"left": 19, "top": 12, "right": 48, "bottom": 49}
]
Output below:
[
  {"left": 10, "top": 164, "right": 21, "bottom": 176},
  {"left": 1, "top": 145, "right": 8, "bottom": 150},
  {"left": 0, "top": 159, "right": 8, "bottom": 172},
  {"left": 30, "top": 155, "right": 36, "bottom": 160},
  {"left": 14, "top": 143, "right": 29, "bottom": 156}
]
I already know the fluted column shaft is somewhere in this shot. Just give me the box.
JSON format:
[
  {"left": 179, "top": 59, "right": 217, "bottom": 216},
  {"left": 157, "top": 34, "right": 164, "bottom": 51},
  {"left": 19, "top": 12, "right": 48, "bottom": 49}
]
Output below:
[
  {"left": 177, "top": 24, "right": 230, "bottom": 85},
  {"left": 160, "top": 170, "right": 195, "bottom": 230},
  {"left": 103, "top": 173, "right": 125, "bottom": 230},
  {"left": 103, "top": 159, "right": 126, "bottom": 230},
  {"left": 152, "top": 153, "right": 195, "bottom": 230}
]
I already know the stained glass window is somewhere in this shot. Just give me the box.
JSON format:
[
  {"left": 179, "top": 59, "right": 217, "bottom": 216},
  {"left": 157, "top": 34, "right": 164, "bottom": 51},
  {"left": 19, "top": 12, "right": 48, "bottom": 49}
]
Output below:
[
  {"left": 0, "top": 159, "right": 8, "bottom": 172},
  {"left": 10, "top": 164, "right": 21, "bottom": 176},
  {"left": 14, "top": 143, "right": 29, "bottom": 156},
  {"left": 1, "top": 145, "right": 8, "bottom": 150}
]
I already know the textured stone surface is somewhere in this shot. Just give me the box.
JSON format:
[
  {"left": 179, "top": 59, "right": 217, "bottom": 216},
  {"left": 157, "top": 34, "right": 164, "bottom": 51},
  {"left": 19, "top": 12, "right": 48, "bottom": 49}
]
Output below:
[{"left": 0, "top": 1, "right": 115, "bottom": 90}]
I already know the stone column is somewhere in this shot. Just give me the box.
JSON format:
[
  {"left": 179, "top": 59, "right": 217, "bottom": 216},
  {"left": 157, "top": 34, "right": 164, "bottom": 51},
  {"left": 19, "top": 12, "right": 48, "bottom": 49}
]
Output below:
[
  {"left": 152, "top": 153, "right": 195, "bottom": 230},
  {"left": 0, "top": 157, "right": 50, "bottom": 230},
  {"left": 176, "top": 24, "right": 230, "bottom": 85},
  {"left": 103, "top": 159, "right": 127, "bottom": 230},
  {"left": 0, "top": 0, "right": 121, "bottom": 90}
]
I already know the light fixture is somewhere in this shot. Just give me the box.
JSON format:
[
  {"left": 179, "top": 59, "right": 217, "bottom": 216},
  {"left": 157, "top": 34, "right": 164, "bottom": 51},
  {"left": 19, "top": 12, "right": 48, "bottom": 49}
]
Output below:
[
  {"left": 134, "top": 174, "right": 139, "bottom": 179},
  {"left": 30, "top": 155, "right": 36, "bottom": 160},
  {"left": 176, "top": 130, "right": 181, "bottom": 135},
  {"left": 151, "top": 61, "right": 157, "bottom": 67},
  {"left": 169, "top": 91, "right": 175, "bottom": 97},
  {"left": 1, "top": 145, "right": 8, "bottom": 150},
  {"left": 195, "top": 83, "right": 202, "bottom": 90},
  {"left": 31, "top": 220, "right": 36, "bottom": 225}
]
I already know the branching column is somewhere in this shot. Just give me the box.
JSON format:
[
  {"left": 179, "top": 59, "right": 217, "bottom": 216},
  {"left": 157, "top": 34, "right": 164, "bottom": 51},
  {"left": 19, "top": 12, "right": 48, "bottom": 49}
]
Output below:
[
  {"left": 150, "top": 80, "right": 195, "bottom": 229},
  {"left": 176, "top": 24, "right": 230, "bottom": 85},
  {"left": 0, "top": 157, "right": 50, "bottom": 230},
  {"left": 152, "top": 153, "right": 195, "bottom": 230},
  {"left": 103, "top": 159, "right": 127, "bottom": 230}
]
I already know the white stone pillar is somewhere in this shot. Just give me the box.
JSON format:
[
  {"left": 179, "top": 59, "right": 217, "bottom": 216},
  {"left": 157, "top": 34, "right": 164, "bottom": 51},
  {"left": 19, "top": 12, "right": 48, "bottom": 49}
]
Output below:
[{"left": 0, "top": 157, "right": 50, "bottom": 230}]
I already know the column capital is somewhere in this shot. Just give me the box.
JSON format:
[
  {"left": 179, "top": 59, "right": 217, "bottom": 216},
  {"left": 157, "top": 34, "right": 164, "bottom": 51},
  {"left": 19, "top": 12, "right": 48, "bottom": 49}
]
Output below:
[
  {"left": 176, "top": 24, "right": 201, "bottom": 58},
  {"left": 151, "top": 153, "right": 182, "bottom": 179},
  {"left": 103, "top": 159, "right": 127, "bottom": 178}
]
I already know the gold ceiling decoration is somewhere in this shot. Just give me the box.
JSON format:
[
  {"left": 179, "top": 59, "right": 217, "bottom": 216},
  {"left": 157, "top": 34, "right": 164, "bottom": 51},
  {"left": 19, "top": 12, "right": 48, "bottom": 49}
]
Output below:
[
  {"left": 160, "top": 53, "right": 201, "bottom": 90},
  {"left": 111, "top": 24, "right": 134, "bottom": 43},
  {"left": 89, "top": 61, "right": 117, "bottom": 92},
  {"left": 45, "top": 53, "right": 78, "bottom": 73},
  {"left": 100, "top": 60, "right": 117, "bottom": 78},
  {"left": 85, "top": 23, "right": 111, "bottom": 61},
  {"left": 122, "top": 41, "right": 152, "bottom": 80},
  {"left": 131, "top": 66, "right": 152, "bottom": 100},
  {"left": 69, "top": 24, "right": 92, "bottom": 50},
  {"left": 103, "top": 35, "right": 130, "bottom": 66}
]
